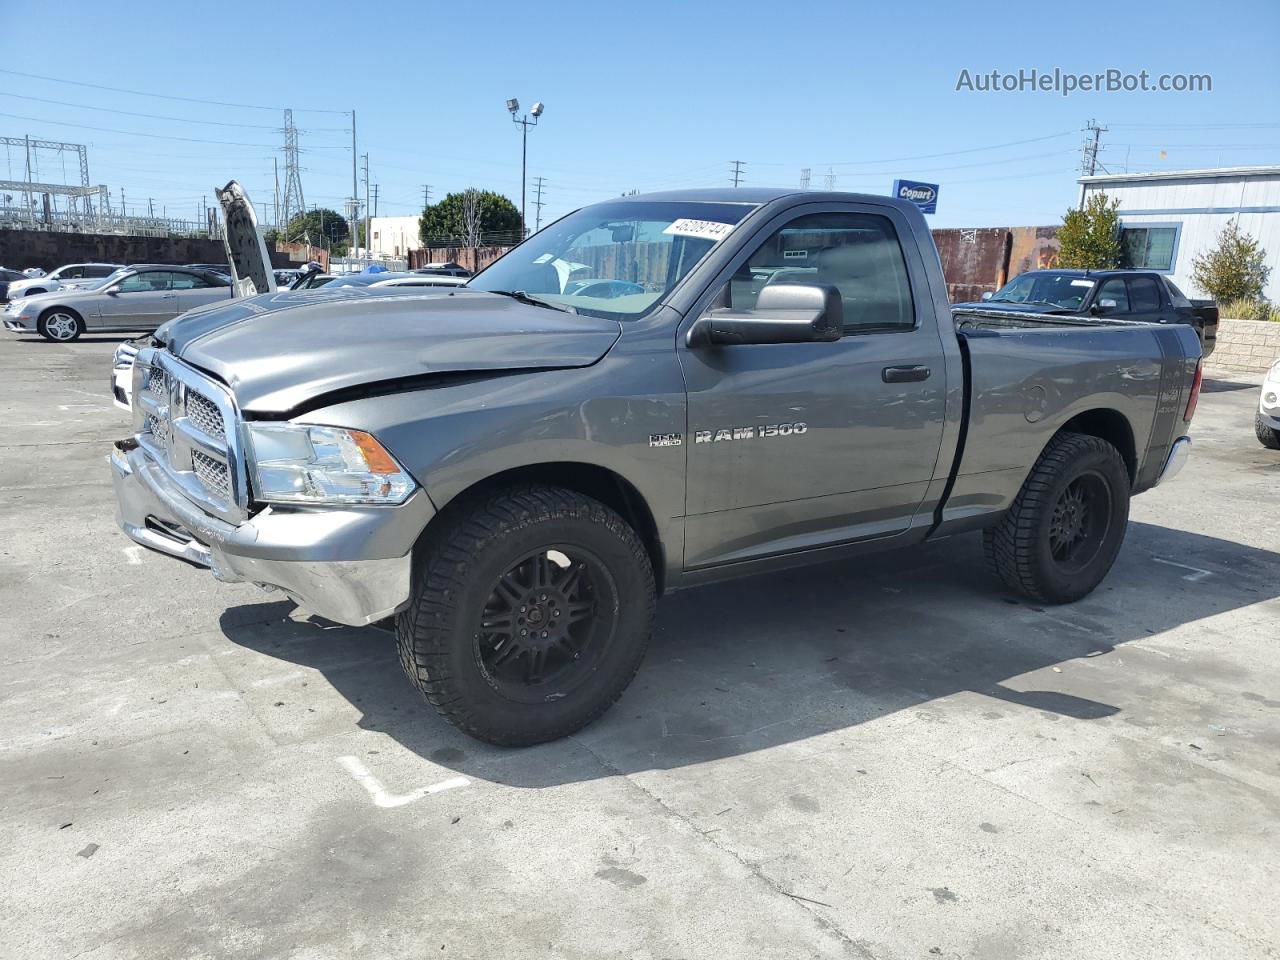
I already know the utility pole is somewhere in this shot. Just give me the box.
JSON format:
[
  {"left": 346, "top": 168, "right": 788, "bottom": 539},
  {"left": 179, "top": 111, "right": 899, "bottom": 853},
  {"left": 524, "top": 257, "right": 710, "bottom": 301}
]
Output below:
[
  {"left": 730, "top": 160, "right": 744, "bottom": 187},
  {"left": 372, "top": 183, "right": 379, "bottom": 218},
  {"left": 273, "top": 157, "right": 280, "bottom": 230},
  {"left": 362, "top": 153, "right": 370, "bottom": 261},
  {"left": 799, "top": 167, "right": 811, "bottom": 190},
  {"left": 421, "top": 184, "right": 432, "bottom": 210},
  {"left": 532, "top": 176, "right": 546, "bottom": 232},
  {"left": 1079, "top": 118, "right": 1108, "bottom": 206},
  {"left": 350, "top": 109, "right": 359, "bottom": 263}
]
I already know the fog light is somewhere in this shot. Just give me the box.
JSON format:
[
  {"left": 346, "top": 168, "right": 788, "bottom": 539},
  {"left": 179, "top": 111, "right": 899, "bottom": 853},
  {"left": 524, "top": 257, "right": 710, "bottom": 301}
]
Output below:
[{"left": 1265, "top": 392, "right": 1278, "bottom": 405}]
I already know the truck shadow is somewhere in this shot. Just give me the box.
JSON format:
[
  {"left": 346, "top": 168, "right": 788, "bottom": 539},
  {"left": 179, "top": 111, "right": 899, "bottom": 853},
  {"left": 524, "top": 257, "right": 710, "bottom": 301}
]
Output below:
[{"left": 219, "top": 521, "right": 1279, "bottom": 787}]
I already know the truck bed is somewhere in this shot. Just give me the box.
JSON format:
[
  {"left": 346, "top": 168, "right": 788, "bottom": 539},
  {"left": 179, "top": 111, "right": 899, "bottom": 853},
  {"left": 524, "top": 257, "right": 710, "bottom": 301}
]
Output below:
[{"left": 952, "top": 307, "right": 1137, "bottom": 332}]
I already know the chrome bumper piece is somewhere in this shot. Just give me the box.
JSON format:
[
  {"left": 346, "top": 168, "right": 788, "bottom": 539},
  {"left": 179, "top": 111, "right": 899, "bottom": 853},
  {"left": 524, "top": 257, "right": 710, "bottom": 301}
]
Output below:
[
  {"left": 111, "top": 442, "right": 432, "bottom": 625},
  {"left": 1156, "top": 436, "right": 1192, "bottom": 486}
]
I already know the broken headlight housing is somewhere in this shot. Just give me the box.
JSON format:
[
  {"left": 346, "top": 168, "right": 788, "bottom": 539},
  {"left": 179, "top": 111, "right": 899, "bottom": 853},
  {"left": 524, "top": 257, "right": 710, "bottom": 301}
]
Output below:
[{"left": 244, "top": 423, "right": 415, "bottom": 505}]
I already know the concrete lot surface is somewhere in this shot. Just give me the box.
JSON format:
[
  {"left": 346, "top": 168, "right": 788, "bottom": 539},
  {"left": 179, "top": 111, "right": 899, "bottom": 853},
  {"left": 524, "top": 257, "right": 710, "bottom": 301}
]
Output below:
[{"left": 1, "top": 335, "right": 1277, "bottom": 960}]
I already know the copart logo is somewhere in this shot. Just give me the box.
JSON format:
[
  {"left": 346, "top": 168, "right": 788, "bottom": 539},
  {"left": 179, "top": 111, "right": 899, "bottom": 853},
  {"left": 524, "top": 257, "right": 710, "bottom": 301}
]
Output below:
[
  {"left": 695, "top": 422, "right": 808, "bottom": 443},
  {"left": 898, "top": 184, "right": 936, "bottom": 204}
]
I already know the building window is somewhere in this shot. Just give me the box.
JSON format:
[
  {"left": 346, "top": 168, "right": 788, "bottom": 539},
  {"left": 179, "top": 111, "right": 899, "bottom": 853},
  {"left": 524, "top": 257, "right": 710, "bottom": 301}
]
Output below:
[{"left": 1119, "top": 225, "right": 1179, "bottom": 271}]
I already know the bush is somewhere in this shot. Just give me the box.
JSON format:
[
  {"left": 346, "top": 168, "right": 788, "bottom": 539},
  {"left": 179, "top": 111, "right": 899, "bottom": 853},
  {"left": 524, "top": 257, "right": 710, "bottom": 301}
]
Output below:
[
  {"left": 1219, "top": 298, "right": 1280, "bottom": 322},
  {"left": 1191, "top": 219, "right": 1271, "bottom": 302},
  {"left": 1057, "top": 193, "right": 1122, "bottom": 269}
]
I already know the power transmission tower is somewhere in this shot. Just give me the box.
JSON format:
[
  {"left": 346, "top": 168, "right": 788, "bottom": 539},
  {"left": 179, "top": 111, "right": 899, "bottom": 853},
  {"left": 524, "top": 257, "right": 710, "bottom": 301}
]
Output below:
[
  {"left": 799, "top": 168, "right": 811, "bottom": 190},
  {"left": 532, "top": 176, "right": 546, "bottom": 231},
  {"left": 280, "top": 109, "right": 306, "bottom": 238},
  {"left": 421, "top": 184, "right": 432, "bottom": 210},
  {"left": 730, "top": 160, "right": 745, "bottom": 187},
  {"left": 824, "top": 167, "right": 836, "bottom": 190}
]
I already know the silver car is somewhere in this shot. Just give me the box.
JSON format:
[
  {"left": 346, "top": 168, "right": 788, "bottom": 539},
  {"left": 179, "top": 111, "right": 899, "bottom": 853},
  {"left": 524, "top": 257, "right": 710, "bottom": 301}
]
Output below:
[{"left": 2, "top": 265, "right": 233, "bottom": 342}]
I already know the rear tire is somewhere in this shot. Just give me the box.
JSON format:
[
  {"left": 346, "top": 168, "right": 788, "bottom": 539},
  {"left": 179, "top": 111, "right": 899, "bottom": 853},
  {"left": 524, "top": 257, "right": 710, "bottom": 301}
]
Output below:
[
  {"left": 983, "top": 432, "right": 1130, "bottom": 604},
  {"left": 37, "top": 308, "right": 84, "bottom": 343},
  {"left": 1256, "top": 413, "right": 1280, "bottom": 450},
  {"left": 396, "top": 485, "right": 656, "bottom": 746}
]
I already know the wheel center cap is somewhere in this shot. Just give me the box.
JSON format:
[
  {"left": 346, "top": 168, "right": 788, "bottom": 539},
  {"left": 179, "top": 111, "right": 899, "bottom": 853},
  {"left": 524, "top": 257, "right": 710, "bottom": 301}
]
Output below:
[{"left": 526, "top": 606, "right": 545, "bottom": 625}]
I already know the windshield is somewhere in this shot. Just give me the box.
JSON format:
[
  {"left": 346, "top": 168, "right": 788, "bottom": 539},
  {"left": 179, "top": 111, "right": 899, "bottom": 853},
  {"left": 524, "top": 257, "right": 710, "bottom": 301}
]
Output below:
[
  {"left": 469, "top": 200, "right": 755, "bottom": 319},
  {"left": 989, "top": 272, "right": 1096, "bottom": 310}
]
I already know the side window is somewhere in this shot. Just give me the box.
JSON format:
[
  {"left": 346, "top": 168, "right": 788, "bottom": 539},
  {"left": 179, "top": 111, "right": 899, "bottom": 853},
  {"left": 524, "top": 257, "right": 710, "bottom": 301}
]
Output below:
[
  {"left": 117, "top": 272, "right": 172, "bottom": 293},
  {"left": 63, "top": 266, "right": 85, "bottom": 279},
  {"left": 86, "top": 265, "right": 114, "bottom": 278},
  {"left": 1126, "top": 276, "right": 1162, "bottom": 312},
  {"left": 169, "top": 273, "right": 205, "bottom": 289},
  {"left": 716, "top": 212, "right": 914, "bottom": 334},
  {"left": 1095, "top": 277, "right": 1130, "bottom": 312}
]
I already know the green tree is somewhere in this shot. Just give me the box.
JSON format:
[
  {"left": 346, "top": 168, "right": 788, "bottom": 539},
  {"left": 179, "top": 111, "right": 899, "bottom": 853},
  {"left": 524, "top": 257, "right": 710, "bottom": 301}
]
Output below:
[
  {"left": 1056, "top": 193, "right": 1121, "bottom": 269},
  {"left": 283, "top": 208, "right": 351, "bottom": 253},
  {"left": 419, "top": 190, "right": 521, "bottom": 246},
  {"left": 1191, "top": 219, "right": 1271, "bottom": 302}
]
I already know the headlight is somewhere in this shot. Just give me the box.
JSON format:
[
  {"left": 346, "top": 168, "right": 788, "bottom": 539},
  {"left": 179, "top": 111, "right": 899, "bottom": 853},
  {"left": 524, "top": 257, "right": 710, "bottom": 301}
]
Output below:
[{"left": 244, "top": 423, "right": 415, "bottom": 505}]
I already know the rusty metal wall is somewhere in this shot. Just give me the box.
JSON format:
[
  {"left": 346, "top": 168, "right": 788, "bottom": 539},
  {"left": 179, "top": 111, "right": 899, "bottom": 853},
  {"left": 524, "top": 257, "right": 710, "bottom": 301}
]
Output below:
[{"left": 930, "top": 226, "right": 1060, "bottom": 303}]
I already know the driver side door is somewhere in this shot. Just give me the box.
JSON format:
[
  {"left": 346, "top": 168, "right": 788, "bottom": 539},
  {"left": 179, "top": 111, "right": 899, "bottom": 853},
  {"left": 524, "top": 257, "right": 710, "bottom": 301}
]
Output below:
[
  {"left": 678, "top": 204, "right": 949, "bottom": 569},
  {"left": 94, "top": 271, "right": 180, "bottom": 330}
]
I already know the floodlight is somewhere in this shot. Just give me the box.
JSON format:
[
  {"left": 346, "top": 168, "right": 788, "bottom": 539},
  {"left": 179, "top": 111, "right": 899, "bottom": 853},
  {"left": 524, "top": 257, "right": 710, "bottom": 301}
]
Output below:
[
  {"left": 506, "top": 98, "right": 519, "bottom": 113},
  {"left": 530, "top": 101, "right": 544, "bottom": 117}
]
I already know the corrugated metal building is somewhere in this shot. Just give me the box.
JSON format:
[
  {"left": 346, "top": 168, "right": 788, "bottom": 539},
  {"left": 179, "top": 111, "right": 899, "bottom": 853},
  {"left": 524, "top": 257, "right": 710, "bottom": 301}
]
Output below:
[{"left": 1079, "top": 165, "right": 1280, "bottom": 301}]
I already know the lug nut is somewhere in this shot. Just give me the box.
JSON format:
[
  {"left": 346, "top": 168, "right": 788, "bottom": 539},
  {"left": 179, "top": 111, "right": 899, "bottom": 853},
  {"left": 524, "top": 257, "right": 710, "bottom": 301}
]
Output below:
[
  {"left": 520, "top": 628, "right": 528, "bottom": 637},
  {"left": 541, "top": 631, "right": 548, "bottom": 639}
]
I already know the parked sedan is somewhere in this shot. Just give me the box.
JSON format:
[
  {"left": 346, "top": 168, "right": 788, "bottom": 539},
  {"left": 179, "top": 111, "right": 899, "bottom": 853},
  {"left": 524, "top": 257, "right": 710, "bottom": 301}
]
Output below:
[
  {"left": 1258, "top": 359, "right": 1280, "bottom": 450},
  {"left": 6, "top": 262, "right": 122, "bottom": 300},
  {"left": 3, "top": 266, "right": 232, "bottom": 342}
]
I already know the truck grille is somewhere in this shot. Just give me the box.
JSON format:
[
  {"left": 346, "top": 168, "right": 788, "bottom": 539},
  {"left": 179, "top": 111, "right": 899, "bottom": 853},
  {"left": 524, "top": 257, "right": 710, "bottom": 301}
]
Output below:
[{"left": 135, "top": 351, "right": 246, "bottom": 522}]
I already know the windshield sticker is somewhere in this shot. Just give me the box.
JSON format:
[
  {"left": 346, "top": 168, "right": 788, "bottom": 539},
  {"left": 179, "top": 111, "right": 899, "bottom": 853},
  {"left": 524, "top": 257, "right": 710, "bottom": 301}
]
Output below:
[
  {"left": 663, "top": 218, "right": 736, "bottom": 243},
  {"left": 1070, "top": 279, "right": 1094, "bottom": 287}
]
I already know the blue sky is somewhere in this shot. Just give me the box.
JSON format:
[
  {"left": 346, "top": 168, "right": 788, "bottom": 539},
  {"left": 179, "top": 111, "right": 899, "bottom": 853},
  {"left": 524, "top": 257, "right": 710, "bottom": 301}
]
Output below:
[{"left": 3, "top": 0, "right": 1278, "bottom": 230}]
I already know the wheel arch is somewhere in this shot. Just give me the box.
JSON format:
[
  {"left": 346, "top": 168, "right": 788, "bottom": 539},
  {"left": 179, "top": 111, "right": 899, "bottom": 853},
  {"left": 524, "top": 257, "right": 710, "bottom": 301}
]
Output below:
[
  {"left": 1057, "top": 408, "right": 1137, "bottom": 485},
  {"left": 38, "top": 303, "right": 85, "bottom": 323},
  {"left": 420, "top": 461, "right": 667, "bottom": 594}
]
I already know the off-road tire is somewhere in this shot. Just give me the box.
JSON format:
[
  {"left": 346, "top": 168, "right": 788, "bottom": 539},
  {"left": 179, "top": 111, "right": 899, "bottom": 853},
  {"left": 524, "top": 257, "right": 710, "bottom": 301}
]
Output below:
[
  {"left": 396, "top": 485, "right": 656, "bottom": 746},
  {"left": 1255, "top": 413, "right": 1280, "bottom": 450},
  {"left": 37, "top": 308, "right": 84, "bottom": 343},
  {"left": 983, "top": 432, "right": 1130, "bottom": 604}
]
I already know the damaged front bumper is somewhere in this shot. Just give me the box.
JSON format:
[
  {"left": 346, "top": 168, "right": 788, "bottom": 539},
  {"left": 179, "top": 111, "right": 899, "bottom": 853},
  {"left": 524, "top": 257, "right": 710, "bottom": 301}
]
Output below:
[{"left": 110, "top": 440, "right": 433, "bottom": 625}]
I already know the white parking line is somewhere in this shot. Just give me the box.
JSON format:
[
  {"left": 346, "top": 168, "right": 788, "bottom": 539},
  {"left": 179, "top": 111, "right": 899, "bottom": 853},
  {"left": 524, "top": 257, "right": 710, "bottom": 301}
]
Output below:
[
  {"left": 337, "top": 755, "right": 469, "bottom": 808},
  {"left": 1151, "top": 557, "right": 1214, "bottom": 581}
]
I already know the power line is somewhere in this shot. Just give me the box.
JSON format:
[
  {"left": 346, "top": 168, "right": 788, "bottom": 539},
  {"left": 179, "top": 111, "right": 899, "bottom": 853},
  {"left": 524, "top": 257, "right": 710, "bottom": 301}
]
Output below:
[
  {"left": 0, "top": 68, "right": 348, "bottom": 114},
  {"left": 0, "top": 92, "right": 343, "bottom": 131},
  {"left": 0, "top": 110, "right": 276, "bottom": 148},
  {"left": 753, "top": 131, "right": 1076, "bottom": 169}
]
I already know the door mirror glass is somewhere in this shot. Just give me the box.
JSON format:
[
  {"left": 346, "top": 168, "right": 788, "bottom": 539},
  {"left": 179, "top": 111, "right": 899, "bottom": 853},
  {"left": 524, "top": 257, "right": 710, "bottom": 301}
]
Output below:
[
  {"left": 1097, "top": 298, "right": 1118, "bottom": 311},
  {"left": 980, "top": 291, "right": 993, "bottom": 301},
  {"left": 693, "top": 283, "right": 844, "bottom": 346}
]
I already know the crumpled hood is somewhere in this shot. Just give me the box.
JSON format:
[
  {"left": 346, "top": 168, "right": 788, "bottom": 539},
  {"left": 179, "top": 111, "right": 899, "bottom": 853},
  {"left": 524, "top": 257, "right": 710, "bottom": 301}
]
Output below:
[{"left": 161, "top": 288, "right": 622, "bottom": 415}]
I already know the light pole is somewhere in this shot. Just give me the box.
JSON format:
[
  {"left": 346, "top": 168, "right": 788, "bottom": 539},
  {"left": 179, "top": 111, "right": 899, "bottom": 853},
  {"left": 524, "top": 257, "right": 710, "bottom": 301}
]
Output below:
[{"left": 507, "top": 98, "right": 544, "bottom": 240}]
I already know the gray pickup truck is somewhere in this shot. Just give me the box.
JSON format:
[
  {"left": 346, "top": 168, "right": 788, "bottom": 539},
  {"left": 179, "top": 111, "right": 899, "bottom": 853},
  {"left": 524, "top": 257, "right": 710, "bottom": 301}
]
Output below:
[{"left": 111, "top": 185, "right": 1202, "bottom": 745}]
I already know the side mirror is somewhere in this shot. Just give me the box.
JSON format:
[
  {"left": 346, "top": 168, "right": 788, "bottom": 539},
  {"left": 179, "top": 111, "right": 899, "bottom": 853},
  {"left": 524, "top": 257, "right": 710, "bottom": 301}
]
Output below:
[
  {"left": 1094, "top": 298, "right": 1118, "bottom": 314},
  {"left": 981, "top": 291, "right": 993, "bottom": 301},
  {"left": 691, "top": 283, "right": 843, "bottom": 346}
]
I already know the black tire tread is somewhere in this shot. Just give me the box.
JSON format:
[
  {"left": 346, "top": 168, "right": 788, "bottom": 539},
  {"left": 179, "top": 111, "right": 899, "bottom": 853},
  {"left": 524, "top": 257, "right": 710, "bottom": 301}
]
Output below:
[
  {"left": 396, "top": 484, "right": 655, "bottom": 746},
  {"left": 1255, "top": 413, "right": 1280, "bottom": 450},
  {"left": 983, "top": 431, "right": 1128, "bottom": 604}
]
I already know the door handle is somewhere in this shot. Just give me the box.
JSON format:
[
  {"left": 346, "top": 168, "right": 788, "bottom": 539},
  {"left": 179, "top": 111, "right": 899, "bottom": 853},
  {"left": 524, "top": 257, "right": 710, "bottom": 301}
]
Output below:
[{"left": 882, "top": 365, "right": 931, "bottom": 383}]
